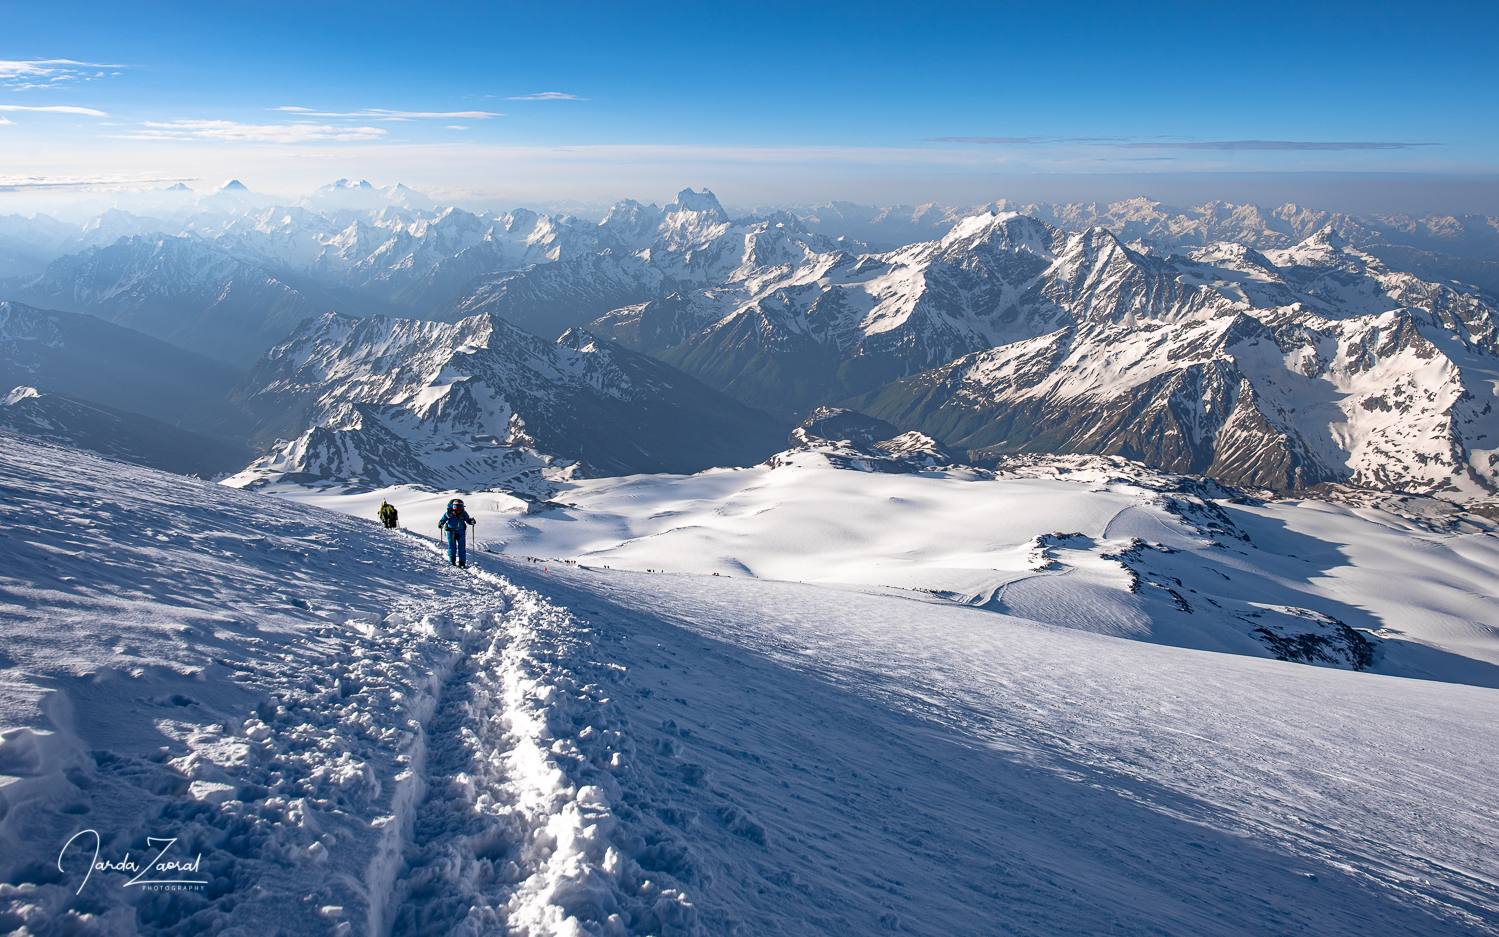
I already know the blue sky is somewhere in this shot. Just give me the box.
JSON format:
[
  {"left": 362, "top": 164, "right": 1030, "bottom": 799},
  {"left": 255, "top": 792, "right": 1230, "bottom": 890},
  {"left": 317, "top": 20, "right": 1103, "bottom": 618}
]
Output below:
[{"left": 2, "top": 0, "right": 1496, "bottom": 210}]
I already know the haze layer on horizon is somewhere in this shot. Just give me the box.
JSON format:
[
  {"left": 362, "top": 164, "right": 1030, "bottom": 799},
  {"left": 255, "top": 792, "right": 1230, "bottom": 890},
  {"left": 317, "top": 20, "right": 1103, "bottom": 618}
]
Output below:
[{"left": 2, "top": 0, "right": 1495, "bottom": 216}]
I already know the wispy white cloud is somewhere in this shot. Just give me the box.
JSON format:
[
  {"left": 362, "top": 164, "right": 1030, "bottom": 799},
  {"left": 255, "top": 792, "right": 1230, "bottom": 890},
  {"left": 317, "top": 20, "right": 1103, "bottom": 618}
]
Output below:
[
  {"left": 0, "top": 104, "right": 109, "bottom": 117},
  {"left": 926, "top": 136, "right": 1127, "bottom": 145},
  {"left": 506, "top": 92, "right": 585, "bottom": 101},
  {"left": 124, "top": 120, "right": 388, "bottom": 142},
  {"left": 272, "top": 107, "right": 500, "bottom": 119},
  {"left": 0, "top": 172, "right": 195, "bottom": 190},
  {"left": 0, "top": 59, "right": 123, "bottom": 90},
  {"left": 0, "top": 117, "right": 11, "bottom": 125},
  {"left": 446, "top": 125, "right": 468, "bottom": 130},
  {"left": 1127, "top": 140, "right": 1439, "bottom": 151},
  {"left": 925, "top": 135, "right": 1438, "bottom": 151}
]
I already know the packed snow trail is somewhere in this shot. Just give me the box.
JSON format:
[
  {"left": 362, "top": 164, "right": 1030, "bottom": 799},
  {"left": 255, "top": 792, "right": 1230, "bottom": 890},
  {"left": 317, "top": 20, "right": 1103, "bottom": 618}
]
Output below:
[
  {"left": 0, "top": 434, "right": 696, "bottom": 935},
  {"left": 0, "top": 432, "right": 490, "bottom": 935},
  {"left": 381, "top": 545, "right": 699, "bottom": 937}
]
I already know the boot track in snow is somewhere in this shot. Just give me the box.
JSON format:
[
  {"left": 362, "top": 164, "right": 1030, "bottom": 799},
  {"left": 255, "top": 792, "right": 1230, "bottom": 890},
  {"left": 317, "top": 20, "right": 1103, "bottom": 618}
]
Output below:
[{"left": 374, "top": 535, "right": 700, "bottom": 937}]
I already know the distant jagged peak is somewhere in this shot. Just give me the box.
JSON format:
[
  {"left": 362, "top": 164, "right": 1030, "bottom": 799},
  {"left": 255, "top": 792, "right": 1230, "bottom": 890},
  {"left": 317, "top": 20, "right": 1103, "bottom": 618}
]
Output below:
[
  {"left": 299, "top": 178, "right": 438, "bottom": 212},
  {"left": 1186, "top": 200, "right": 1271, "bottom": 223},
  {"left": 936, "top": 210, "right": 1047, "bottom": 249},
  {"left": 1187, "top": 240, "right": 1281, "bottom": 273},
  {"left": 4, "top": 386, "right": 40, "bottom": 406},
  {"left": 653, "top": 188, "right": 733, "bottom": 251},
  {"left": 496, "top": 206, "right": 540, "bottom": 233},
  {"left": 1103, "top": 195, "right": 1169, "bottom": 218},
  {"left": 317, "top": 178, "right": 372, "bottom": 192},
  {"left": 78, "top": 206, "right": 147, "bottom": 231},
  {"left": 554, "top": 326, "right": 604, "bottom": 352},
  {"left": 601, "top": 198, "right": 660, "bottom": 222},
  {"left": 1272, "top": 202, "right": 1340, "bottom": 224},
  {"left": 743, "top": 208, "right": 808, "bottom": 232},
  {"left": 220, "top": 179, "right": 250, "bottom": 192},
  {"left": 664, "top": 187, "right": 728, "bottom": 220},
  {"left": 598, "top": 199, "right": 663, "bottom": 246},
  {"left": 1267, "top": 225, "right": 1355, "bottom": 268},
  {"left": 163, "top": 182, "right": 193, "bottom": 192},
  {"left": 1302, "top": 225, "right": 1349, "bottom": 250}
]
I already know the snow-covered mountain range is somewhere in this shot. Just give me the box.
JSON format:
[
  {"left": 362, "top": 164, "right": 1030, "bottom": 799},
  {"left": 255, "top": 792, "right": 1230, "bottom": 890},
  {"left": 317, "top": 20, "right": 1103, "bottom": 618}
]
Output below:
[
  {"left": 3, "top": 180, "right": 1499, "bottom": 500},
  {"left": 846, "top": 224, "right": 1499, "bottom": 495},
  {"left": 591, "top": 215, "right": 1499, "bottom": 497},
  {"left": 3, "top": 235, "right": 322, "bottom": 367},
  {"left": 441, "top": 192, "right": 848, "bottom": 342},
  {"left": 791, "top": 197, "right": 1499, "bottom": 276}
]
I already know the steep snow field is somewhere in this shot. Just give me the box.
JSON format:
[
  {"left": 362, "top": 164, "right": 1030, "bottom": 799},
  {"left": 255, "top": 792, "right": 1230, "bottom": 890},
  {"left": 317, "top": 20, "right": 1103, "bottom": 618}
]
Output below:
[{"left": 5, "top": 433, "right": 1499, "bottom": 935}]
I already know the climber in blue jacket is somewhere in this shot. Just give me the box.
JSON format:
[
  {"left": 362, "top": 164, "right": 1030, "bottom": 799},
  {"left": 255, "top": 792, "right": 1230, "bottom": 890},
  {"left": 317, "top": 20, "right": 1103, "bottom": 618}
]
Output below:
[{"left": 437, "top": 499, "right": 476, "bottom": 567}]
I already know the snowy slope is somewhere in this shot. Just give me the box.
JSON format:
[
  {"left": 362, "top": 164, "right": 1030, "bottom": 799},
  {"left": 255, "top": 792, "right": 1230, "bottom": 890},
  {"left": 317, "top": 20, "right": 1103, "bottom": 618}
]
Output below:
[
  {"left": 6, "top": 434, "right": 1499, "bottom": 935},
  {"left": 0, "top": 301, "right": 245, "bottom": 434},
  {"left": 284, "top": 451, "right": 1499, "bottom": 683},
  {"left": 0, "top": 387, "right": 250, "bottom": 477},
  {"left": 0, "top": 432, "right": 698, "bottom": 935},
  {"left": 490, "top": 558, "right": 1499, "bottom": 936}
]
